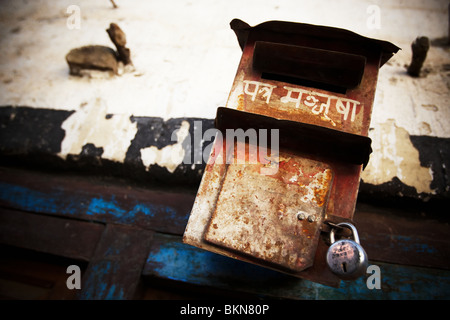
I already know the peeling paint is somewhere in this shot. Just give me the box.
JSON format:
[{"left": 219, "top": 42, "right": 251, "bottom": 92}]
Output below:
[
  {"left": 371, "top": 50, "right": 450, "bottom": 139},
  {"left": 361, "top": 119, "right": 434, "bottom": 194},
  {"left": 299, "top": 168, "right": 333, "bottom": 206},
  {"left": 140, "top": 120, "right": 190, "bottom": 173},
  {"left": 59, "top": 98, "right": 137, "bottom": 163}
]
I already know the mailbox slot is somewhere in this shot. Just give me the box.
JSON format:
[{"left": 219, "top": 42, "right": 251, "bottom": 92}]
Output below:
[
  {"left": 253, "top": 41, "right": 366, "bottom": 92},
  {"left": 215, "top": 107, "right": 372, "bottom": 168}
]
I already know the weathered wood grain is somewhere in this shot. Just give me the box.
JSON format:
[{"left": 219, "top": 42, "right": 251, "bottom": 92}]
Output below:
[
  {"left": 77, "top": 224, "right": 153, "bottom": 300},
  {"left": 0, "top": 244, "right": 83, "bottom": 300},
  {"left": 0, "top": 166, "right": 194, "bottom": 235},
  {"left": 1, "top": 166, "right": 449, "bottom": 271},
  {"left": 144, "top": 233, "right": 450, "bottom": 299},
  {"left": 355, "top": 203, "right": 450, "bottom": 270},
  {"left": 0, "top": 208, "right": 104, "bottom": 262}
]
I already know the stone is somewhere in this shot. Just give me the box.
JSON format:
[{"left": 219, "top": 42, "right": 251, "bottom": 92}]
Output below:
[{"left": 65, "top": 45, "right": 118, "bottom": 76}]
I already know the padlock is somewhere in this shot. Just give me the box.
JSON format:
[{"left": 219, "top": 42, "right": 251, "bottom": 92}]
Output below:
[{"left": 326, "top": 222, "right": 368, "bottom": 280}]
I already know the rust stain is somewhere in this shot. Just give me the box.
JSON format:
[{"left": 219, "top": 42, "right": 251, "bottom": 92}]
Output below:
[
  {"left": 313, "top": 168, "right": 333, "bottom": 207},
  {"left": 264, "top": 156, "right": 334, "bottom": 208},
  {"left": 236, "top": 94, "right": 245, "bottom": 111},
  {"left": 203, "top": 147, "right": 333, "bottom": 272}
]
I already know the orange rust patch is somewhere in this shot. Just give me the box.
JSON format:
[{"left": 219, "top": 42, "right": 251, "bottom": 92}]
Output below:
[
  {"left": 236, "top": 94, "right": 245, "bottom": 111},
  {"left": 314, "top": 169, "right": 333, "bottom": 207}
]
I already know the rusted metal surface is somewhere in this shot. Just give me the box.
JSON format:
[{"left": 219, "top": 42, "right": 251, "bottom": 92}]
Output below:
[
  {"left": 184, "top": 19, "right": 399, "bottom": 287},
  {"left": 204, "top": 146, "right": 333, "bottom": 272},
  {"left": 229, "top": 35, "right": 378, "bottom": 137}
]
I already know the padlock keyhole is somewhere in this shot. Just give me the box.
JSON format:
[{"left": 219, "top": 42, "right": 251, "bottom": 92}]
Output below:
[{"left": 342, "top": 262, "right": 347, "bottom": 273}]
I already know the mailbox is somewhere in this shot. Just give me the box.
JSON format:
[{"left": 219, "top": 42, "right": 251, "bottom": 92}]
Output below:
[{"left": 183, "top": 19, "right": 399, "bottom": 287}]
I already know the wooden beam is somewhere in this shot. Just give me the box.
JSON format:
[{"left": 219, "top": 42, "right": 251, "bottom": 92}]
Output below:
[
  {"left": 143, "top": 233, "right": 450, "bottom": 300},
  {"left": 77, "top": 224, "right": 153, "bottom": 300},
  {"left": 0, "top": 208, "right": 103, "bottom": 262},
  {"left": 355, "top": 203, "right": 450, "bottom": 270},
  {"left": 1, "top": 166, "right": 449, "bottom": 271},
  {"left": 0, "top": 166, "right": 194, "bottom": 235}
]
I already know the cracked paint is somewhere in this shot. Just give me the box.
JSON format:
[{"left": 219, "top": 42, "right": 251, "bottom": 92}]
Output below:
[
  {"left": 140, "top": 120, "right": 190, "bottom": 173},
  {"left": 361, "top": 119, "right": 434, "bottom": 194},
  {"left": 58, "top": 98, "right": 138, "bottom": 163}
]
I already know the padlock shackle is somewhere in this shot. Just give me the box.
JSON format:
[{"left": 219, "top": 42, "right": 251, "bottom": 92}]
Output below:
[{"left": 329, "top": 222, "right": 360, "bottom": 244}]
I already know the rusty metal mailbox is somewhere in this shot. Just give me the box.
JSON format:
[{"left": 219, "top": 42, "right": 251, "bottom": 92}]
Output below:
[{"left": 183, "top": 19, "right": 399, "bottom": 287}]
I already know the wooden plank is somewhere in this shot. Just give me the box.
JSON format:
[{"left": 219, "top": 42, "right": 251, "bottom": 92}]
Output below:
[
  {"left": 0, "top": 245, "right": 83, "bottom": 300},
  {"left": 354, "top": 203, "right": 450, "bottom": 270},
  {"left": 0, "top": 278, "right": 51, "bottom": 300},
  {"left": 1, "top": 166, "right": 448, "bottom": 273},
  {"left": 144, "top": 233, "right": 450, "bottom": 299},
  {"left": 0, "top": 208, "right": 104, "bottom": 261},
  {"left": 77, "top": 224, "right": 153, "bottom": 300},
  {"left": 0, "top": 166, "right": 194, "bottom": 234}
]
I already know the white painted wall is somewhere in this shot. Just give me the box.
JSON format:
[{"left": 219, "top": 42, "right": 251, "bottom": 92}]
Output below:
[{"left": 0, "top": 0, "right": 448, "bottom": 194}]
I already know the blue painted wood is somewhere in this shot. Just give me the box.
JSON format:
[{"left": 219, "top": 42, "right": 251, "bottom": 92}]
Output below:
[
  {"left": 78, "top": 224, "right": 153, "bottom": 300},
  {"left": 144, "top": 233, "right": 450, "bottom": 300},
  {"left": 0, "top": 173, "right": 193, "bottom": 235},
  {"left": 1, "top": 167, "right": 448, "bottom": 270},
  {"left": 1, "top": 167, "right": 449, "bottom": 299}
]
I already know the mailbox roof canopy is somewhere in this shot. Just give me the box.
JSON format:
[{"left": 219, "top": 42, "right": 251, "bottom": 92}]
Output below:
[{"left": 230, "top": 19, "right": 400, "bottom": 67}]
